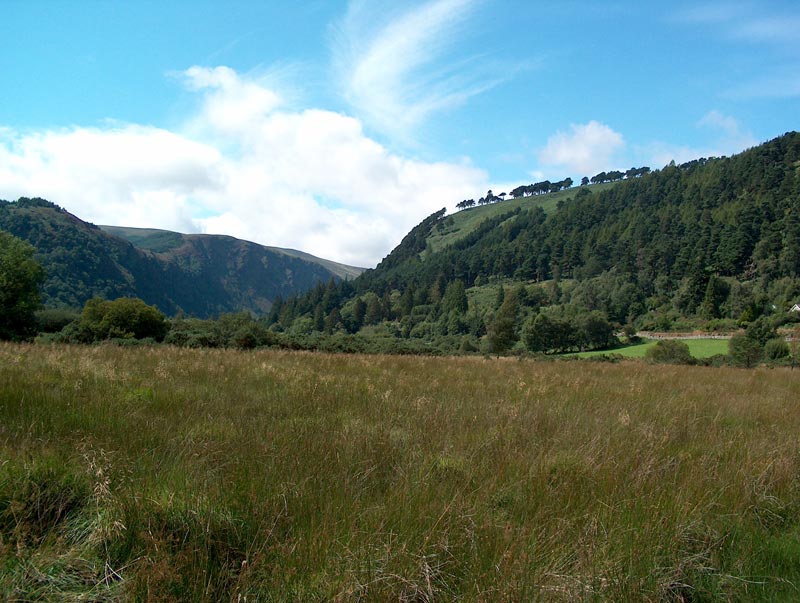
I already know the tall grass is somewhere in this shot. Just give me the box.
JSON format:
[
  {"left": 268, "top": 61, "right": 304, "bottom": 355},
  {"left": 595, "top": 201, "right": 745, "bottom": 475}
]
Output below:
[{"left": 1, "top": 342, "right": 799, "bottom": 601}]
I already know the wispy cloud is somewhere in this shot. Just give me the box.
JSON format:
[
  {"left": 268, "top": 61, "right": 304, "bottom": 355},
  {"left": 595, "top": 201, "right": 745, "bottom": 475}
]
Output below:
[
  {"left": 732, "top": 15, "right": 800, "bottom": 45},
  {"left": 675, "top": 1, "right": 800, "bottom": 46},
  {"left": 675, "top": 2, "right": 752, "bottom": 25},
  {"left": 331, "top": 0, "right": 523, "bottom": 144},
  {"left": 697, "top": 109, "right": 758, "bottom": 153},
  {"left": 673, "top": 2, "right": 800, "bottom": 99}
]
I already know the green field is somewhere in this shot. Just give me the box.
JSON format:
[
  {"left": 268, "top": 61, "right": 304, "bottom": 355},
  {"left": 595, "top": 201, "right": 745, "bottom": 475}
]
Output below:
[
  {"left": 569, "top": 337, "right": 731, "bottom": 359},
  {"left": 2, "top": 343, "right": 799, "bottom": 601}
]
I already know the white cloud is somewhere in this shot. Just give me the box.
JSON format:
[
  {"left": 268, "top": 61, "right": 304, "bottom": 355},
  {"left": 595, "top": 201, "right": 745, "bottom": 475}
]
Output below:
[
  {"left": 698, "top": 109, "right": 738, "bottom": 135},
  {"left": 0, "top": 125, "right": 223, "bottom": 233},
  {"left": 181, "top": 65, "right": 284, "bottom": 136},
  {"left": 0, "top": 66, "right": 488, "bottom": 267},
  {"left": 331, "top": 0, "right": 516, "bottom": 144},
  {"left": 636, "top": 110, "right": 758, "bottom": 168},
  {"left": 538, "top": 121, "right": 625, "bottom": 176}
]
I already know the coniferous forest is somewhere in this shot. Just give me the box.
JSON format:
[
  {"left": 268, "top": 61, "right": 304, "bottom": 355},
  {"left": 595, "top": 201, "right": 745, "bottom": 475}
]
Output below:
[{"left": 262, "top": 132, "right": 800, "bottom": 354}]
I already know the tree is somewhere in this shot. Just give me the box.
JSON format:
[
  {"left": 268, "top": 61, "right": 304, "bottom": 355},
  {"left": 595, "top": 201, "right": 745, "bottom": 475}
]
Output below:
[
  {"left": 0, "top": 231, "right": 45, "bottom": 341},
  {"left": 441, "top": 279, "right": 468, "bottom": 315},
  {"left": 73, "top": 297, "right": 168, "bottom": 342},
  {"left": 523, "top": 313, "right": 554, "bottom": 353},
  {"left": 364, "top": 294, "right": 383, "bottom": 325},
  {"left": 486, "top": 289, "right": 519, "bottom": 353},
  {"left": 575, "top": 311, "right": 616, "bottom": 351},
  {"left": 699, "top": 275, "right": 730, "bottom": 319},
  {"left": 729, "top": 333, "right": 763, "bottom": 368},
  {"left": 745, "top": 316, "right": 776, "bottom": 345},
  {"left": 324, "top": 307, "right": 343, "bottom": 334}
]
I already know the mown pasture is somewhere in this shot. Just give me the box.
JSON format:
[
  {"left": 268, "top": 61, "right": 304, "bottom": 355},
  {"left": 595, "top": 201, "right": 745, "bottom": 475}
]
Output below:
[
  {"left": 1, "top": 343, "right": 799, "bottom": 602},
  {"left": 570, "top": 337, "right": 731, "bottom": 359}
]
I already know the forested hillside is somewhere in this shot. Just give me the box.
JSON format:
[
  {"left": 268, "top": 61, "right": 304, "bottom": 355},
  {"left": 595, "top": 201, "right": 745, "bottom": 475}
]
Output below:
[
  {"left": 0, "top": 198, "right": 361, "bottom": 317},
  {"left": 268, "top": 132, "right": 800, "bottom": 353}
]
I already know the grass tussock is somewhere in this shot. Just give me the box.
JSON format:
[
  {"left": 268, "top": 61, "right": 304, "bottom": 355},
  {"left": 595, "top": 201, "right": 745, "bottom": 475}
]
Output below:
[{"left": 1, "top": 342, "right": 800, "bottom": 601}]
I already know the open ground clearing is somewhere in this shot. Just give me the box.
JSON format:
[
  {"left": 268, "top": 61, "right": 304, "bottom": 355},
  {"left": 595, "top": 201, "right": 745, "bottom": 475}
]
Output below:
[
  {"left": 1, "top": 343, "right": 799, "bottom": 602},
  {"left": 568, "top": 338, "right": 731, "bottom": 359}
]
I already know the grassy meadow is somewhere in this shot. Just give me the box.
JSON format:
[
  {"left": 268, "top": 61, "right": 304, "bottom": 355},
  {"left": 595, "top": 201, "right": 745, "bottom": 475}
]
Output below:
[
  {"left": 570, "top": 338, "right": 731, "bottom": 359},
  {"left": 2, "top": 343, "right": 800, "bottom": 602}
]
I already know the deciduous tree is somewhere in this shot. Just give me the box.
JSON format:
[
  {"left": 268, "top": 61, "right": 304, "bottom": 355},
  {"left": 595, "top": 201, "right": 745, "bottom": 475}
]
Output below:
[{"left": 0, "top": 231, "right": 45, "bottom": 340}]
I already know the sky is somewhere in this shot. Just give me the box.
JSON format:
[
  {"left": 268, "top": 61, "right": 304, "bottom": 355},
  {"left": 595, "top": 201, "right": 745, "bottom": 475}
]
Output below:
[{"left": 1, "top": 1, "right": 798, "bottom": 267}]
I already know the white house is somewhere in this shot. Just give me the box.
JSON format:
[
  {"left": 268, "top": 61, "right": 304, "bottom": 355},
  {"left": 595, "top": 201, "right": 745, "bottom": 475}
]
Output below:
[{"left": 790, "top": 303, "right": 800, "bottom": 313}]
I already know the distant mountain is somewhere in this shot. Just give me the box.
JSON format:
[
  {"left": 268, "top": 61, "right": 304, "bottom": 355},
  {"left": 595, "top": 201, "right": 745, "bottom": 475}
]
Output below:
[
  {"left": 99, "top": 225, "right": 364, "bottom": 281},
  {"left": 0, "top": 198, "right": 364, "bottom": 317}
]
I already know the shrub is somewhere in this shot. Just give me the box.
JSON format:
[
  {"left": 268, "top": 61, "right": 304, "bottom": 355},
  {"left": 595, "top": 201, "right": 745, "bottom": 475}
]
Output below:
[
  {"left": 68, "top": 297, "right": 168, "bottom": 342},
  {"left": 645, "top": 339, "right": 693, "bottom": 364},
  {"left": 764, "top": 337, "right": 790, "bottom": 361}
]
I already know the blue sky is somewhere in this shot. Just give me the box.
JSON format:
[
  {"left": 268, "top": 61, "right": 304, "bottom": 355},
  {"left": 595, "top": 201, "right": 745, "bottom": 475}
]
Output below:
[{"left": 1, "top": 0, "right": 798, "bottom": 266}]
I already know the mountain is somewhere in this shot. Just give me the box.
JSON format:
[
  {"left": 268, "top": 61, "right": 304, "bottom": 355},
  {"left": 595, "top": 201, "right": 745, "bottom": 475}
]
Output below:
[
  {"left": 99, "top": 225, "right": 364, "bottom": 281},
  {"left": 0, "top": 198, "right": 364, "bottom": 317},
  {"left": 267, "top": 132, "right": 800, "bottom": 349}
]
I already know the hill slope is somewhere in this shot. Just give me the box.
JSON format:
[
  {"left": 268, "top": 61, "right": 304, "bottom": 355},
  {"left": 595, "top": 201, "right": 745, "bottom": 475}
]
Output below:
[
  {"left": 269, "top": 132, "right": 800, "bottom": 347},
  {"left": 100, "top": 225, "right": 364, "bottom": 281},
  {"left": 0, "top": 198, "right": 363, "bottom": 317},
  {"left": 365, "top": 132, "right": 800, "bottom": 295},
  {"left": 425, "top": 181, "right": 620, "bottom": 254}
]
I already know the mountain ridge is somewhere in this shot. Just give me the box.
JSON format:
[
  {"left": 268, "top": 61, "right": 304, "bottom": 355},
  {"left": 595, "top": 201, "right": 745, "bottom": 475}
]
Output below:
[
  {"left": 0, "top": 198, "right": 364, "bottom": 317},
  {"left": 99, "top": 225, "right": 364, "bottom": 281}
]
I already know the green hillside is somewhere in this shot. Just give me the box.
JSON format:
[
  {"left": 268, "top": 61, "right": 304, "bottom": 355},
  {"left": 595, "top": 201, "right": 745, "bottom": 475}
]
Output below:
[
  {"left": 268, "top": 132, "right": 800, "bottom": 356},
  {"left": 426, "top": 182, "right": 619, "bottom": 254},
  {"left": 0, "top": 199, "right": 362, "bottom": 317}
]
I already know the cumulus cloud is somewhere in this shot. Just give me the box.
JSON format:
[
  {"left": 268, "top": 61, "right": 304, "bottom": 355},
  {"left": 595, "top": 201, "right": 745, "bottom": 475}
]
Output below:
[
  {"left": 0, "top": 125, "right": 223, "bottom": 233},
  {"left": 181, "top": 65, "right": 284, "bottom": 136},
  {"left": 537, "top": 121, "right": 625, "bottom": 176},
  {"left": 0, "top": 66, "right": 487, "bottom": 267},
  {"left": 331, "top": 0, "right": 516, "bottom": 143}
]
